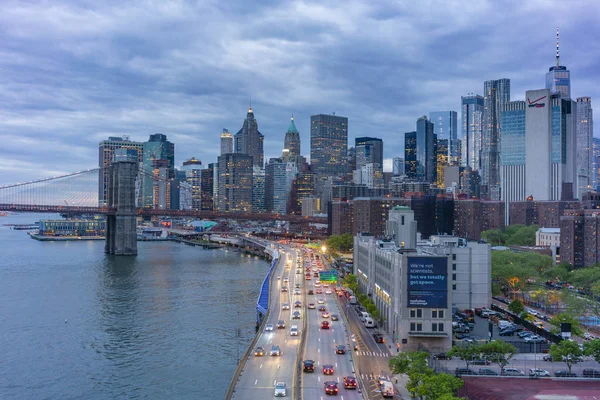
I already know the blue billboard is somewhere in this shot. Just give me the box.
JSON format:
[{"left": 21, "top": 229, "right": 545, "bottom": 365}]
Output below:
[{"left": 407, "top": 256, "right": 448, "bottom": 308}]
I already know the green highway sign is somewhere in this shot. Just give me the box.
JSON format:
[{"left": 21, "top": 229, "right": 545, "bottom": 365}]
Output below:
[{"left": 319, "top": 271, "right": 338, "bottom": 283}]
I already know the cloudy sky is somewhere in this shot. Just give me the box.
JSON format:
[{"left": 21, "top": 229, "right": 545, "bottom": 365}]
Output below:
[{"left": 1, "top": 0, "right": 599, "bottom": 187}]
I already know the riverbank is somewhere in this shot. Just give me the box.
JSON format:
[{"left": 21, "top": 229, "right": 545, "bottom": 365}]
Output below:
[{"left": 29, "top": 233, "right": 104, "bottom": 241}]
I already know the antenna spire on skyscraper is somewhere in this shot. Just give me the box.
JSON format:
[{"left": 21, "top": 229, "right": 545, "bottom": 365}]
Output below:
[{"left": 556, "top": 26, "right": 560, "bottom": 67}]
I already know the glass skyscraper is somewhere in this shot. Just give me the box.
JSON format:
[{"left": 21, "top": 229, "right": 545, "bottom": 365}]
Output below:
[
  {"left": 429, "top": 111, "right": 458, "bottom": 165},
  {"left": 482, "top": 79, "right": 510, "bottom": 200},
  {"left": 141, "top": 133, "right": 175, "bottom": 208},
  {"left": 461, "top": 95, "right": 484, "bottom": 172},
  {"left": 404, "top": 131, "right": 417, "bottom": 180},
  {"left": 235, "top": 107, "right": 264, "bottom": 168},
  {"left": 354, "top": 137, "right": 383, "bottom": 169},
  {"left": 416, "top": 116, "right": 436, "bottom": 183},
  {"left": 310, "top": 114, "right": 348, "bottom": 178},
  {"left": 545, "top": 27, "right": 571, "bottom": 99},
  {"left": 576, "top": 97, "right": 593, "bottom": 197}
]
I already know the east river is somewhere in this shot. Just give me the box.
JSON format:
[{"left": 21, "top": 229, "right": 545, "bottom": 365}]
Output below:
[{"left": 0, "top": 213, "right": 270, "bottom": 399}]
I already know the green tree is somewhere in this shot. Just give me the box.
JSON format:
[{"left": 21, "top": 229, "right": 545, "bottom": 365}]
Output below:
[
  {"left": 447, "top": 344, "right": 482, "bottom": 370},
  {"left": 326, "top": 233, "right": 353, "bottom": 252},
  {"left": 508, "top": 299, "right": 525, "bottom": 315},
  {"left": 481, "top": 229, "right": 506, "bottom": 246},
  {"left": 342, "top": 274, "right": 359, "bottom": 294},
  {"left": 389, "top": 351, "right": 433, "bottom": 398},
  {"left": 540, "top": 265, "right": 571, "bottom": 282},
  {"left": 416, "top": 373, "right": 464, "bottom": 400},
  {"left": 505, "top": 225, "right": 538, "bottom": 246},
  {"left": 548, "top": 313, "right": 584, "bottom": 337},
  {"left": 583, "top": 338, "right": 600, "bottom": 363},
  {"left": 480, "top": 340, "right": 517, "bottom": 373},
  {"left": 549, "top": 340, "right": 584, "bottom": 374},
  {"left": 519, "top": 311, "right": 535, "bottom": 322}
]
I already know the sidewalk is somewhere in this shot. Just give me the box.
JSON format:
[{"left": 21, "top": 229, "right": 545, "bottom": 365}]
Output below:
[{"left": 378, "top": 329, "right": 414, "bottom": 400}]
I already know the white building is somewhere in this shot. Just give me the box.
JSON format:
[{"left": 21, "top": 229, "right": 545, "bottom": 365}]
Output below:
[
  {"left": 536, "top": 227, "right": 560, "bottom": 265},
  {"left": 353, "top": 206, "right": 491, "bottom": 352}
]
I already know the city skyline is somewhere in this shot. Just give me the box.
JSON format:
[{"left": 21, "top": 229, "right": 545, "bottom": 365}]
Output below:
[{"left": 1, "top": 1, "right": 599, "bottom": 185}]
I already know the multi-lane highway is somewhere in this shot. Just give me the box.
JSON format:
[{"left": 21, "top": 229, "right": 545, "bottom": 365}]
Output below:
[{"left": 232, "top": 247, "right": 303, "bottom": 399}]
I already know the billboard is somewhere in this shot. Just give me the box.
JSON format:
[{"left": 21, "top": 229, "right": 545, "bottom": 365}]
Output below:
[{"left": 407, "top": 256, "right": 448, "bottom": 308}]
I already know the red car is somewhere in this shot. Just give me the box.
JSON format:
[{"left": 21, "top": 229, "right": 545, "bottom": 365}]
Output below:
[
  {"left": 321, "top": 321, "right": 330, "bottom": 329},
  {"left": 324, "top": 381, "right": 339, "bottom": 395},
  {"left": 323, "top": 364, "right": 334, "bottom": 375},
  {"left": 343, "top": 376, "right": 357, "bottom": 389}
]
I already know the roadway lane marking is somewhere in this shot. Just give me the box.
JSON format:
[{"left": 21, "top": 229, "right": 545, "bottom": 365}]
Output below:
[
  {"left": 333, "top": 338, "right": 336, "bottom": 343},
  {"left": 318, "top": 376, "right": 321, "bottom": 382},
  {"left": 260, "top": 364, "right": 263, "bottom": 369},
  {"left": 318, "top": 348, "right": 320, "bottom": 353},
  {"left": 337, "top": 376, "right": 340, "bottom": 382},
  {"left": 274, "top": 379, "right": 277, "bottom": 385},
  {"left": 319, "top": 338, "right": 321, "bottom": 342},
  {"left": 335, "top": 362, "right": 338, "bottom": 368},
  {"left": 254, "top": 379, "right": 258, "bottom": 385}
]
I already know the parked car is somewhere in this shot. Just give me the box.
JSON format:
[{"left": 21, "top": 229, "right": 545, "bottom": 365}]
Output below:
[
  {"left": 455, "top": 368, "right": 478, "bottom": 376},
  {"left": 501, "top": 368, "right": 525, "bottom": 376},
  {"left": 499, "top": 328, "right": 516, "bottom": 336},
  {"left": 542, "top": 354, "right": 553, "bottom": 362},
  {"left": 470, "top": 358, "right": 492, "bottom": 365},
  {"left": 584, "top": 332, "right": 595, "bottom": 340},
  {"left": 555, "top": 370, "right": 577, "bottom": 377},
  {"left": 433, "top": 353, "right": 452, "bottom": 360},
  {"left": 529, "top": 368, "right": 550, "bottom": 377},
  {"left": 524, "top": 336, "right": 547, "bottom": 344},
  {"left": 582, "top": 368, "right": 600, "bottom": 378},
  {"left": 478, "top": 368, "right": 499, "bottom": 376}
]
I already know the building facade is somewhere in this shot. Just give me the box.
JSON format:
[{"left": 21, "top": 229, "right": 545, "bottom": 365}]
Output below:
[
  {"left": 181, "top": 157, "right": 202, "bottom": 210},
  {"left": 393, "top": 157, "right": 405, "bottom": 176},
  {"left": 235, "top": 107, "right": 264, "bottom": 168},
  {"left": 576, "top": 97, "right": 593, "bottom": 198},
  {"left": 430, "top": 111, "right": 458, "bottom": 165},
  {"left": 201, "top": 163, "right": 215, "bottom": 211},
  {"left": 482, "top": 79, "right": 510, "bottom": 200},
  {"left": 545, "top": 28, "right": 571, "bottom": 99},
  {"left": 355, "top": 137, "right": 383, "bottom": 169},
  {"left": 217, "top": 153, "right": 253, "bottom": 212},
  {"left": 461, "top": 95, "right": 484, "bottom": 172},
  {"left": 141, "top": 133, "right": 175, "bottom": 208},
  {"left": 265, "top": 158, "right": 289, "bottom": 214},
  {"left": 98, "top": 136, "right": 143, "bottom": 207},
  {"left": 252, "top": 167, "right": 266, "bottom": 212},
  {"left": 283, "top": 116, "right": 301, "bottom": 159},
  {"left": 310, "top": 114, "right": 348, "bottom": 179},
  {"left": 404, "top": 131, "right": 417, "bottom": 180},
  {"left": 416, "top": 116, "right": 436, "bottom": 183},
  {"left": 220, "top": 129, "right": 233, "bottom": 155}
]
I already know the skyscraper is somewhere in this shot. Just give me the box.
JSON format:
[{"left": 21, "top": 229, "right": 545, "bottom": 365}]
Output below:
[
  {"left": 392, "top": 157, "right": 405, "bottom": 176},
  {"left": 429, "top": 111, "right": 458, "bottom": 165},
  {"left": 436, "top": 139, "right": 449, "bottom": 188},
  {"left": 354, "top": 137, "right": 383, "bottom": 169},
  {"left": 416, "top": 116, "right": 436, "bottom": 183},
  {"left": 265, "top": 158, "right": 289, "bottom": 214},
  {"left": 576, "top": 97, "right": 593, "bottom": 198},
  {"left": 404, "top": 131, "right": 417, "bottom": 179},
  {"left": 593, "top": 138, "right": 600, "bottom": 191},
  {"left": 235, "top": 107, "right": 264, "bottom": 168},
  {"left": 217, "top": 153, "right": 253, "bottom": 212},
  {"left": 500, "top": 100, "right": 526, "bottom": 204},
  {"left": 141, "top": 133, "right": 175, "bottom": 208},
  {"left": 181, "top": 157, "right": 202, "bottom": 210},
  {"left": 284, "top": 116, "right": 301, "bottom": 158},
  {"left": 98, "top": 136, "right": 143, "bottom": 207},
  {"left": 482, "top": 79, "right": 510, "bottom": 200},
  {"left": 252, "top": 166, "right": 266, "bottom": 212},
  {"left": 545, "top": 27, "right": 571, "bottom": 99},
  {"left": 461, "top": 95, "right": 484, "bottom": 171},
  {"left": 220, "top": 129, "right": 233, "bottom": 155},
  {"left": 201, "top": 163, "right": 215, "bottom": 211},
  {"left": 310, "top": 114, "right": 348, "bottom": 178}
]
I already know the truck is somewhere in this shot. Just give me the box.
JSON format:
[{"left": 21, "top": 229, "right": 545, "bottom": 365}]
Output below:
[{"left": 381, "top": 380, "right": 394, "bottom": 398}]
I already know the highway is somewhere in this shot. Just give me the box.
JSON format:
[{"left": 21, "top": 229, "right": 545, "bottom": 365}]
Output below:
[
  {"left": 300, "top": 248, "right": 362, "bottom": 400},
  {"left": 231, "top": 246, "right": 303, "bottom": 399}
]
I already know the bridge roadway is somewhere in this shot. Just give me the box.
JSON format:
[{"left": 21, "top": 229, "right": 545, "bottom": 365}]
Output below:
[{"left": 231, "top": 246, "right": 303, "bottom": 399}]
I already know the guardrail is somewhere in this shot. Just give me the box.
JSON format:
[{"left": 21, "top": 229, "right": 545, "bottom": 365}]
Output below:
[{"left": 225, "top": 246, "right": 280, "bottom": 400}]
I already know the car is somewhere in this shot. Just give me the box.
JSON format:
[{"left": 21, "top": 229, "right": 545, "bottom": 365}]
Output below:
[
  {"left": 296, "top": 270, "right": 301, "bottom": 274},
  {"left": 582, "top": 368, "right": 600, "bottom": 378},
  {"left": 282, "top": 302, "right": 290, "bottom": 310},
  {"left": 270, "top": 345, "right": 282, "bottom": 356},
  {"left": 518, "top": 331, "right": 534, "bottom": 338},
  {"left": 529, "top": 368, "right": 550, "bottom": 377},
  {"left": 455, "top": 333, "right": 471, "bottom": 340},
  {"left": 294, "top": 301, "right": 302, "bottom": 308},
  {"left": 294, "top": 289, "right": 301, "bottom": 295},
  {"left": 331, "top": 314, "right": 339, "bottom": 321},
  {"left": 265, "top": 323, "right": 274, "bottom": 331},
  {"left": 325, "top": 289, "right": 332, "bottom": 295},
  {"left": 277, "top": 320, "right": 286, "bottom": 329},
  {"left": 555, "top": 370, "right": 577, "bottom": 377},
  {"left": 290, "top": 325, "right": 299, "bottom": 336},
  {"left": 455, "top": 368, "right": 477, "bottom": 376},
  {"left": 433, "top": 352, "right": 452, "bottom": 360},
  {"left": 542, "top": 354, "right": 553, "bottom": 362},
  {"left": 499, "top": 328, "right": 516, "bottom": 336},
  {"left": 470, "top": 358, "right": 492, "bottom": 365},
  {"left": 318, "top": 298, "right": 325, "bottom": 304},
  {"left": 314, "top": 272, "right": 319, "bottom": 277},
  {"left": 321, "top": 321, "right": 330, "bottom": 329},
  {"left": 254, "top": 346, "right": 265, "bottom": 356},
  {"left": 501, "top": 368, "right": 525, "bottom": 376},
  {"left": 308, "top": 289, "right": 314, "bottom": 295},
  {"left": 283, "top": 278, "right": 289, "bottom": 284},
  {"left": 343, "top": 376, "right": 357, "bottom": 389},
  {"left": 322, "top": 312, "right": 330, "bottom": 318},
  {"left": 335, "top": 345, "right": 346, "bottom": 354},
  {"left": 303, "top": 359, "right": 315, "bottom": 372},
  {"left": 323, "top": 364, "right": 334, "bottom": 375},
  {"left": 478, "top": 368, "right": 498, "bottom": 376},
  {"left": 308, "top": 303, "right": 316, "bottom": 309},
  {"left": 318, "top": 305, "right": 326, "bottom": 312},
  {"left": 373, "top": 333, "right": 385, "bottom": 343},
  {"left": 315, "top": 283, "right": 321, "bottom": 288},
  {"left": 293, "top": 311, "right": 301, "bottom": 319},
  {"left": 324, "top": 381, "right": 339, "bottom": 395},
  {"left": 281, "top": 286, "right": 288, "bottom": 292},
  {"left": 524, "top": 336, "right": 546, "bottom": 344},
  {"left": 584, "top": 332, "right": 595, "bottom": 340},
  {"left": 295, "top": 283, "right": 301, "bottom": 288},
  {"left": 274, "top": 381, "right": 287, "bottom": 397}
]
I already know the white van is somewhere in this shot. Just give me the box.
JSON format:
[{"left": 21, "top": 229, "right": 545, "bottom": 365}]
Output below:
[
  {"left": 359, "top": 311, "right": 370, "bottom": 322},
  {"left": 364, "top": 317, "right": 375, "bottom": 328},
  {"left": 381, "top": 380, "right": 394, "bottom": 398},
  {"left": 290, "top": 325, "right": 299, "bottom": 336}
]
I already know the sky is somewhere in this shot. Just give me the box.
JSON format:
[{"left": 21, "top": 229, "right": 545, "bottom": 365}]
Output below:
[{"left": 1, "top": 0, "right": 600, "bottom": 187}]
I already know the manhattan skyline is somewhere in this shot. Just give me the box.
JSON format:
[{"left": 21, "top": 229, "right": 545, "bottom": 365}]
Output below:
[{"left": 1, "top": 1, "right": 599, "bottom": 185}]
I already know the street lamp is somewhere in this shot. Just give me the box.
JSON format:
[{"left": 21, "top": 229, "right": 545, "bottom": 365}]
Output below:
[{"left": 321, "top": 245, "right": 327, "bottom": 253}]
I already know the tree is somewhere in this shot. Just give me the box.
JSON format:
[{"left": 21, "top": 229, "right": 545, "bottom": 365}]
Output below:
[
  {"left": 519, "top": 311, "right": 535, "bottom": 322},
  {"left": 481, "top": 229, "right": 506, "bottom": 246},
  {"left": 326, "top": 233, "right": 353, "bottom": 252},
  {"left": 480, "top": 340, "right": 517, "bottom": 373},
  {"left": 447, "top": 344, "right": 482, "bottom": 370},
  {"left": 416, "top": 373, "right": 464, "bottom": 400},
  {"left": 508, "top": 299, "right": 525, "bottom": 315},
  {"left": 583, "top": 338, "right": 600, "bottom": 363},
  {"left": 342, "top": 274, "right": 359, "bottom": 294},
  {"left": 549, "top": 340, "right": 584, "bottom": 374},
  {"left": 548, "top": 313, "right": 584, "bottom": 337},
  {"left": 388, "top": 351, "right": 433, "bottom": 398}
]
